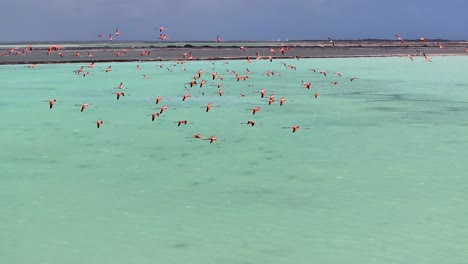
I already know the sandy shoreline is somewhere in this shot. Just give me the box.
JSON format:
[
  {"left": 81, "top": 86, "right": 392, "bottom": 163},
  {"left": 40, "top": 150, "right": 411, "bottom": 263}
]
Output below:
[{"left": 1, "top": 40, "right": 467, "bottom": 65}]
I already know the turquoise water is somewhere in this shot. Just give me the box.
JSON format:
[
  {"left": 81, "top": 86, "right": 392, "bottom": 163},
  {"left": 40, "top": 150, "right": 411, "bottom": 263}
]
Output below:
[{"left": 1, "top": 56, "right": 468, "bottom": 263}]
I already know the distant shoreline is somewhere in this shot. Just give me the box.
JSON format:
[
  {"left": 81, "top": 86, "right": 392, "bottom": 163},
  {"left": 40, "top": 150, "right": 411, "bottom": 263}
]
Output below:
[
  {"left": 1, "top": 39, "right": 468, "bottom": 44},
  {"left": 1, "top": 41, "right": 467, "bottom": 65}
]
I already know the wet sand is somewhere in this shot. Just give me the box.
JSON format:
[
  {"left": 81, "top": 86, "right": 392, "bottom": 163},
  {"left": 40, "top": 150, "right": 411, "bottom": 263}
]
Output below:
[{"left": 1, "top": 40, "right": 467, "bottom": 65}]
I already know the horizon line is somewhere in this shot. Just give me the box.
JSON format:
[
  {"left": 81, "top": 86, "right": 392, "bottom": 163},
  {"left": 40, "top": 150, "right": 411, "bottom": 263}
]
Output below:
[{"left": 1, "top": 38, "right": 468, "bottom": 44}]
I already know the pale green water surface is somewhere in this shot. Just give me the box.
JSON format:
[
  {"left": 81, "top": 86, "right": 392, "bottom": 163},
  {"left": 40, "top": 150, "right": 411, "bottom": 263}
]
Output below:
[{"left": 1, "top": 56, "right": 468, "bottom": 263}]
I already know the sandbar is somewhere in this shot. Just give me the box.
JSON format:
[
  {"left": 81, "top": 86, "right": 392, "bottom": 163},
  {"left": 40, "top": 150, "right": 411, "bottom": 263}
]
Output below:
[{"left": 1, "top": 40, "right": 467, "bottom": 65}]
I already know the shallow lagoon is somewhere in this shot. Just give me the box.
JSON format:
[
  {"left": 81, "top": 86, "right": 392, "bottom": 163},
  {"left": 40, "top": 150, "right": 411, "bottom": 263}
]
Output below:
[{"left": 1, "top": 56, "right": 468, "bottom": 263}]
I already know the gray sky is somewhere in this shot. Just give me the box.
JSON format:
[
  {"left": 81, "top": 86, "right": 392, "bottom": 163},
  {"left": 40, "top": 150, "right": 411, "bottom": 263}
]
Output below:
[{"left": 1, "top": 0, "right": 467, "bottom": 42}]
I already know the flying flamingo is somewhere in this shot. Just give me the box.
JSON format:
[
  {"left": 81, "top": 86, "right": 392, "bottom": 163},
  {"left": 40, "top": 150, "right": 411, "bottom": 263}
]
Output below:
[
  {"left": 45, "top": 99, "right": 57, "bottom": 109},
  {"left": 79, "top": 103, "right": 91, "bottom": 112},
  {"left": 149, "top": 112, "right": 160, "bottom": 121},
  {"left": 114, "top": 92, "right": 125, "bottom": 100},
  {"left": 246, "top": 106, "right": 261, "bottom": 115},
  {"left": 24, "top": 64, "right": 37, "bottom": 69},
  {"left": 423, "top": 52, "right": 432, "bottom": 62},
  {"left": 259, "top": 88, "right": 266, "bottom": 98},
  {"left": 175, "top": 120, "right": 190, "bottom": 127},
  {"left": 395, "top": 34, "right": 404, "bottom": 43},
  {"left": 187, "top": 134, "right": 202, "bottom": 139},
  {"left": 152, "top": 96, "right": 163, "bottom": 104},
  {"left": 74, "top": 66, "right": 84, "bottom": 74},
  {"left": 182, "top": 94, "right": 190, "bottom": 101},
  {"left": 204, "top": 135, "right": 217, "bottom": 143},
  {"left": 96, "top": 120, "right": 104, "bottom": 128},
  {"left": 241, "top": 120, "right": 260, "bottom": 126},
  {"left": 279, "top": 97, "right": 285, "bottom": 106},
  {"left": 205, "top": 103, "right": 213, "bottom": 112},
  {"left": 197, "top": 69, "right": 203, "bottom": 78},
  {"left": 203, "top": 103, "right": 220, "bottom": 112},
  {"left": 284, "top": 125, "right": 310, "bottom": 133},
  {"left": 199, "top": 79, "right": 207, "bottom": 88},
  {"left": 159, "top": 105, "right": 169, "bottom": 114}
]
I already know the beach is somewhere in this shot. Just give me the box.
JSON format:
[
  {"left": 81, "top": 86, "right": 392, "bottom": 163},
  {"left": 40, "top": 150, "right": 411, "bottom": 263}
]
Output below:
[{"left": 1, "top": 40, "right": 467, "bottom": 64}]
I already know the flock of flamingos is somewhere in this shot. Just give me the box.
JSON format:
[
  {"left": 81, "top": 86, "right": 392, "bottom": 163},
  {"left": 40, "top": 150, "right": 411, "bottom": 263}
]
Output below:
[{"left": 2, "top": 29, "right": 458, "bottom": 143}]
